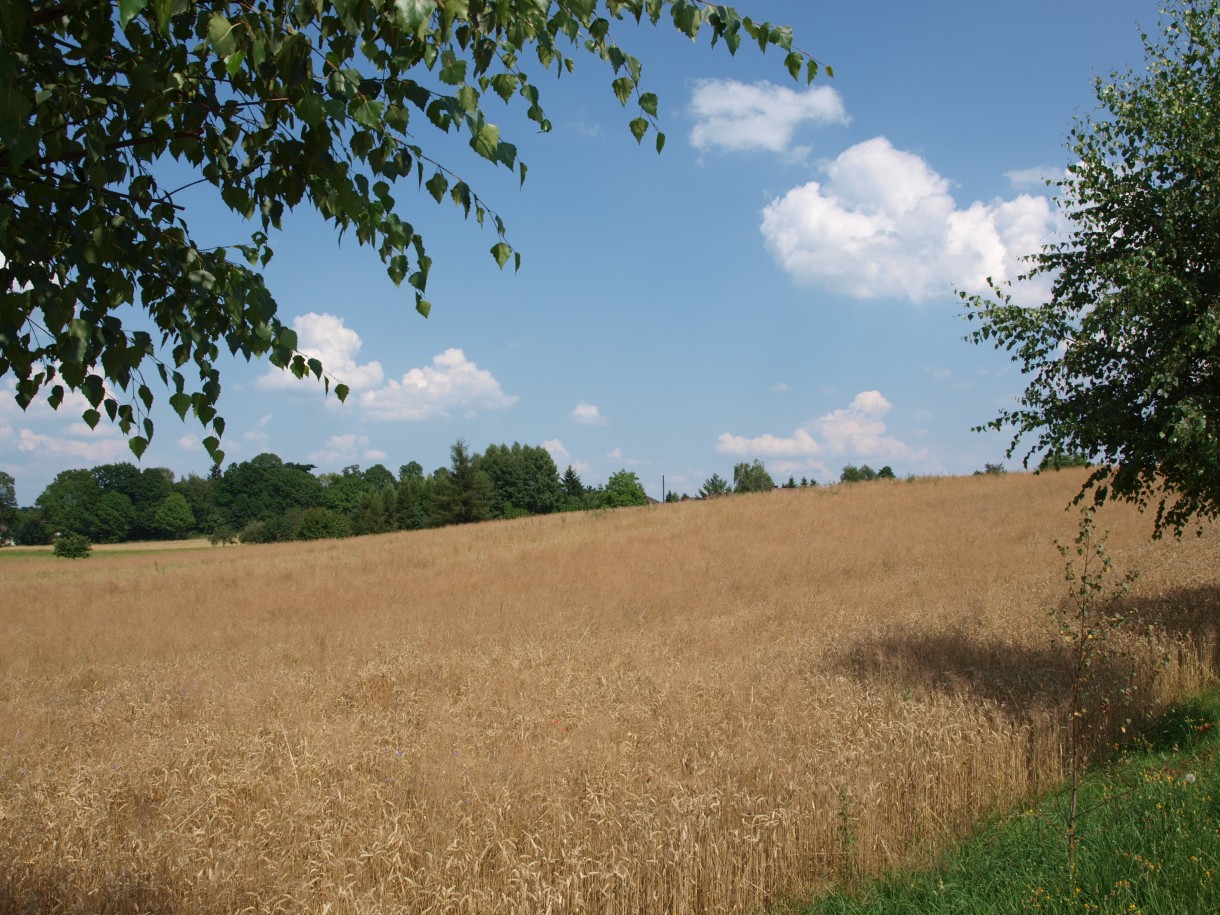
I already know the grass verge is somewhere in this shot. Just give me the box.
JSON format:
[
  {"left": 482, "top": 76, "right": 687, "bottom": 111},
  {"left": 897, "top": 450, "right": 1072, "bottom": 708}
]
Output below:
[{"left": 795, "top": 687, "right": 1220, "bottom": 914}]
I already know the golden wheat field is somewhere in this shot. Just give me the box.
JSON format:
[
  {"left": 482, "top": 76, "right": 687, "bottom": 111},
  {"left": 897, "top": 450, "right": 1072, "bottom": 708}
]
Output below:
[{"left": 1, "top": 470, "right": 1218, "bottom": 914}]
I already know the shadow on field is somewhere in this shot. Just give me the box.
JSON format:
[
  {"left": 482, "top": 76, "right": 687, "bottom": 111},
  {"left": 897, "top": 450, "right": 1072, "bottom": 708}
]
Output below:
[
  {"left": 1137, "top": 582, "right": 1220, "bottom": 652},
  {"left": 834, "top": 583, "right": 1220, "bottom": 721},
  {"left": 0, "top": 872, "right": 180, "bottom": 915}
]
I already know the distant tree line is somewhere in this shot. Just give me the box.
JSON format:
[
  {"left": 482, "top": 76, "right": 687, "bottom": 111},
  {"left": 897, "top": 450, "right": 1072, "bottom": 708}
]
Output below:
[
  {"left": 690, "top": 461, "right": 900, "bottom": 500},
  {"left": 1, "top": 440, "right": 651, "bottom": 546},
  {"left": 0, "top": 453, "right": 914, "bottom": 549},
  {"left": 839, "top": 464, "right": 895, "bottom": 483}
]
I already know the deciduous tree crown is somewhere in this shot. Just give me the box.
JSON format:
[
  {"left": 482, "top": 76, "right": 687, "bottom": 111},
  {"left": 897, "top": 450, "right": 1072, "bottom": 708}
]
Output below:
[
  {"left": 964, "top": 0, "right": 1220, "bottom": 535},
  {"left": 0, "top": 0, "right": 822, "bottom": 465}
]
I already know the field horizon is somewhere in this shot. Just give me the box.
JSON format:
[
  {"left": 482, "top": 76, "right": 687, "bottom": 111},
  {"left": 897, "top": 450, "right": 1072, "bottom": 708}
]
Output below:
[{"left": 2, "top": 470, "right": 1218, "bottom": 913}]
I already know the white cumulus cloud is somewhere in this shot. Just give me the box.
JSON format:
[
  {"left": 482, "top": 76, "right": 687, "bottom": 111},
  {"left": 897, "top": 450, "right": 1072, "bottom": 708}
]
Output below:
[
  {"left": 689, "top": 79, "right": 848, "bottom": 156},
  {"left": 760, "top": 137, "right": 1061, "bottom": 303},
  {"left": 257, "top": 312, "right": 384, "bottom": 393},
  {"left": 716, "top": 427, "right": 823, "bottom": 458},
  {"left": 360, "top": 348, "right": 518, "bottom": 421},
  {"left": 717, "top": 390, "right": 928, "bottom": 464},
  {"left": 570, "top": 402, "right": 608, "bottom": 425}
]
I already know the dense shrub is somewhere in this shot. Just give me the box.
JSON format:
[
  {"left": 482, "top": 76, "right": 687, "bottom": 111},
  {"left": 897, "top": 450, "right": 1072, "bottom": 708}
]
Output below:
[
  {"left": 294, "top": 507, "right": 352, "bottom": 541},
  {"left": 53, "top": 532, "right": 92, "bottom": 559}
]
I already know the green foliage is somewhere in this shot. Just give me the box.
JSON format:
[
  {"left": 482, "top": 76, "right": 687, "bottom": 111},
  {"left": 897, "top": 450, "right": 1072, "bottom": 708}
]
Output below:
[
  {"left": 396, "top": 470, "right": 433, "bottom": 530},
  {"left": 478, "top": 442, "right": 563, "bottom": 517},
  {"left": 599, "top": 469, "right": 648, "bottom": 507},
  {"left": 237, "top": 520, "right": 272, "bottom": 545},
  {"left": 36, "top": 468, "right": 100, "bottom": 535},
  {"left": 215, "top": 453, "right": 323, "bottom": 530},
  {"left": 237, "top": 509, "right": 301, "bottom": 544},
  {"left": 363, "top": 463, "right": 397, "bottom": 492},
  {"left": 431, "top": 439, "right": 494, "bottom": 525},
  {"left": 208, "top": 523, "right": 238, "bottom": 546},
  {"left": 13, "top": 509, "right": 50, "bottom": 545},
  {"left": 0, "top": 470, "right": 16, "bottom": 533},
  {"left": 733, "top": 460, "right": 774, "bottom": 493},
  {"left": 320, "top": 465, "right": 377, "bottom": 518},
  {"left": 973, "top": 462, "right": 1006, "bottom": 476},
  {"left": 350, "top": 489, "right": 394, "bottom": 535},
  {"left": 52, "top": 532, "right": 91, "bottom": 559},
  {"left": 92, "top": 490, "right": 137, "bottom": 543},
  {"left": 152, "top": 492, "right": 195, "bottom": 539},
  {"left": 561, "top": 465, "right": 587, "bottom": 504},
  {"left": 175, "top": 472, "right": 220, "bottom": 533},
  {"left": 839, "top": 464, "right": 878, "bottom": 484},
  {"left": 1038, "top": 452, "right": 1092, "bottom": 472},
  {"left": 699, "top": 473, "right": 731, "bottom": 498},
  {"left": 294, "top": 506, "right": 352, "bottom": 541},
  {"left": 877, "top": 465, "right": 895, "bottom": 480},
  {"left": 77, "top": 462, "right": 174, "bottom": 539},
  {"left": 1, "top": 1, "right": 821, "bottom": 462},
  {"left": 964, "top": 0, "right": 1220, "bottom": 536}
]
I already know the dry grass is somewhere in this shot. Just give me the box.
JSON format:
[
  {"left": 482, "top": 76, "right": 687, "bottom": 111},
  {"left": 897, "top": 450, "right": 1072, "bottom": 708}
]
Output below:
[{"left": 1, "top": 471, "right": 1217, "bottom": 913}]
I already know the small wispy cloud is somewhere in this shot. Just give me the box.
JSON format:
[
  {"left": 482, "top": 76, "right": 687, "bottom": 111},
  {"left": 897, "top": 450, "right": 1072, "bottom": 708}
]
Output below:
[{"left": 570, "top": 402, "right": 608, "bottom": 426}]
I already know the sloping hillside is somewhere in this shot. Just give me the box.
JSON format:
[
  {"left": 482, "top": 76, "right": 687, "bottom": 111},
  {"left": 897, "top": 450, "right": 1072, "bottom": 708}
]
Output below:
[{"left": 1, "top": 471, "right": 1216, "bottom": 913}]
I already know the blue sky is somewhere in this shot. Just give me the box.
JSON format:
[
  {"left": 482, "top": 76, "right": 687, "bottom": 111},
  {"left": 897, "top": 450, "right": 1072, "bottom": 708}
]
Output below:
[{"left": 2, "top": 1, "right": 1156, "bottom": 504}]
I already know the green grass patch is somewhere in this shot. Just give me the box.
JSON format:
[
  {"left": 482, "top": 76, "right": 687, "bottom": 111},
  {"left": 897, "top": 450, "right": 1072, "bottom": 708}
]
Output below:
[
  {"left": 794, "top": 689, "right": 1220, "bottom": 915},
  {"left": 0, "top": 540, "right": 211, "bottom": 560},
  {"left": 0, "top": 547, "right": 55, "bottom": 561}
]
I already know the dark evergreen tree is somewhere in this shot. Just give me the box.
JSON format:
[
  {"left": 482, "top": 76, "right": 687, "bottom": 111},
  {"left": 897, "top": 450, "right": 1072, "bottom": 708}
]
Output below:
[
  {"left": 431, "top": 440, "right": 494, "bottom": 526},
  {"left": 395, "top": 472, "right": 433, "bottom": 531},
  {"left": 561, "top": 465, "right": 586, "bottom": 503},
  {"left": 53, "top": 532, "right": 91, "bottom": 560},
  {"left": 699, "top": 473, "right": 731, "bottom": 498},
  {"left": 350, "top": 489, "right": 393, "bottom": 536}
]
